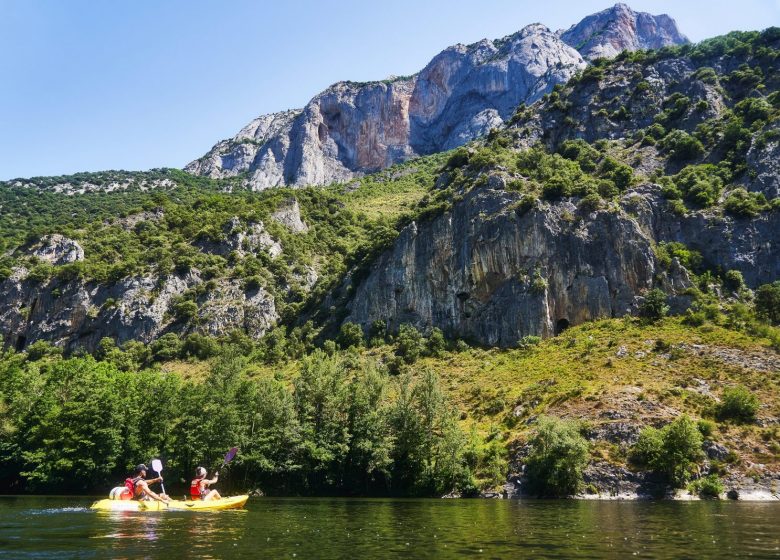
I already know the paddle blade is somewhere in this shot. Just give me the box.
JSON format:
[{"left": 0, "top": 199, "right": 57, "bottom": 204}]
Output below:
[
  {"left": 224, "top": 447, "right": 239, "bottom": 465},
  {"left": 151, "top": 458, "right": 163, "bottom": 473}
]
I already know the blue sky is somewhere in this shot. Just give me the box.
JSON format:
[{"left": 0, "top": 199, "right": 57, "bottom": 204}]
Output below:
[{"left": 1, "top": 0, "right": 777, "bottom": 180}]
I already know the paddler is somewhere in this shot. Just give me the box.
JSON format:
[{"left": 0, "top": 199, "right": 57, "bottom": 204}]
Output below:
[
  {"left": 128, "top": 464, "right": 170, "bottom": 503},
  {"left": 190, "top": 467, "right": 222, "bottom": 501}
]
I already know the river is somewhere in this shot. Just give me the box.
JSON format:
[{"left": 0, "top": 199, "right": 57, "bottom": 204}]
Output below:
[{"left": 0, "top": 496, "right": 778, "bottom": 558}]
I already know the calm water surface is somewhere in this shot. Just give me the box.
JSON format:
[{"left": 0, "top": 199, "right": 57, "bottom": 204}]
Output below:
[{"left": 0, "top": 496, "right": 778, "bottom": 559}]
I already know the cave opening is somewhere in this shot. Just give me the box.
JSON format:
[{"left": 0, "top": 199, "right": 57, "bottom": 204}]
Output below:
[
  {"left": 555, "top": 318, "right": 570, "bottom": 335},
  {"left": 14, "top": 335, "right": 27, "bottom": 351}
]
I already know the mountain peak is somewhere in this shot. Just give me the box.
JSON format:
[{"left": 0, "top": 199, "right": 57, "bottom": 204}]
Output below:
[{"left": 559, "top": 3, "right": 688, "bottom": 60}]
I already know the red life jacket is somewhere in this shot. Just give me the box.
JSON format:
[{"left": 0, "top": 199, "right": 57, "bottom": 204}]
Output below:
[
  {"left": 124, "top": 476, "right": 142, "bottom": 500},
  {"left": 190, "top": 478, "right": 204, "bottom": 499}
]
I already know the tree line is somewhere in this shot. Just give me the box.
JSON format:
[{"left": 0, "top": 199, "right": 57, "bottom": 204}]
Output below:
[{"left": 0, "top": 346, "right": 505, "bottom": 497}]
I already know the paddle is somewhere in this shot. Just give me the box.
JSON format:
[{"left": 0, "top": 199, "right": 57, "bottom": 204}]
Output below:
[
  {"left": 151, "top": 458, "right": 167, "bottom": 496},
  {"left": 221, "top": 446, "right": 239, "bottom": 470}
]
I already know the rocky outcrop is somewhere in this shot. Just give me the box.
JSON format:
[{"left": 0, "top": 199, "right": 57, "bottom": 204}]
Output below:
[
  {"left": 559, "top": 3, "right": 688, "bottom": 60},
  {"left": 185, "top": 109, "right": 301, "bottom": 179},
  {"left": 194, "top": 217, "right": 283, "bottom": 259},
  {"left": 271, "top": 198, "right": 309, "bottom": 233},
  {"left": 0, "top": 268, "right": 278, "bottom": 352},
  {"left": 344, "top": 179, "right": 779, "bottom": 346},
  {"left": 29, "top": 235, "right": 84, "bottom": 265},
  {"left": 344, "top": 184, "right": 656, "bottom": 346},
  {"left": 186, "top": 6, "right": 688, "bottom": 190},
  {"left": 186, "top": 25, "right": 587, "bottom": 189}
]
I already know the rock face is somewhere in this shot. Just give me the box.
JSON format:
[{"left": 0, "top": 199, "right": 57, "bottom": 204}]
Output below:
[
  {"left": 345, "top": 185, "right": 655, "bottom": 346},
  {"left": 0, "top": 268, "right": 278, "bottom": 353},
  {"left": 30, "top": 235, "right": 84, "bottom": 265},
  {"left": 344, "top": 181, "right": 779, "bottom": 346},
  {"left": 186, "top": 25, "right": 588, "bottom": 189},
  {"left": 559, "top": 3, "right": 689, "bottom": 60},
  {"left": 186, "top": 7, "right": 688, "bottom": 190}
]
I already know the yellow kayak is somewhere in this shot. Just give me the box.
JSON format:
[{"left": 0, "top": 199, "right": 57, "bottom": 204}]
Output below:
[{"left": 91, "top": 495, "right": 249, "bottom": 512}]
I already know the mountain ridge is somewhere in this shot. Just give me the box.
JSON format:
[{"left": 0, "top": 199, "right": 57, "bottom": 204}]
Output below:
[{"left": 185, "top": 4, "right": 687, "bottom": 190}]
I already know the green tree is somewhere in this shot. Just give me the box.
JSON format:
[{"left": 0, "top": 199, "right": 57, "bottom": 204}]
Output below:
[
  {"left": 524, "top": 416, "right": 589, "bottom": 497},
  {"left": 633, "top": 415, "right": 703, "bottom": 486},
  {"left": 755, "top": 281, "right": 780, "bottom": 324},
  {"left": 338, "top": 322, "right": 365, "bottom": 349},
  {"left": 396, "top": 324, "right": 425, "bottom": 364},
  {"left": 718, "top": 386, "right": 759, "bottom": 422},
  {"left": 20, "top": 358, "right": 125, "bottom": 491},
  {"left": 640, "top": 288, "right": 669, "bottom": 321}
]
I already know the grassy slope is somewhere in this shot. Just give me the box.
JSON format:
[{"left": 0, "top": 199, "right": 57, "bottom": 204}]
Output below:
[{"left": 216, "top": 316, "right": 779, "bottom": 477}]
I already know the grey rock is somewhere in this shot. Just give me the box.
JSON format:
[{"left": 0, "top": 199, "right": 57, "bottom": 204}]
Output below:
[
  {"left": 744, "top": 120, "right": 780, "bottom": 200},
  {"left": 30, "top": 234, "right": 84, "bottom": 265},
  {"left": 271, "top": 198, "right": 309, "bottom": 233},
  {"left": 344, "top": 186, "right": 655, "bottom": 346},
  {"left": 343, "top": 180, "right": 778, "bottom": 346},
  {"left": 703, "top": 441, "right": 730, "bottom": 461},
  {"left": 0, "top": 269, "right": 278, "bottom": 352},
  {"left": 559, "top": 3, "right": 688, "bottom": 60},
  {"left": 187, "top": 24, "right": 585, "bottom": 190}
]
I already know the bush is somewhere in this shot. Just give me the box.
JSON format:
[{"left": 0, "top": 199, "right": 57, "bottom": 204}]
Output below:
[
  {"left": 755, "top": 281, "right": 780, "bottom": 324},
  {"left": 718, "top": 386, "right": 759, "bottom": 422},
  {"left": 697, "top": 419, "right": 716, "bottom": 438},
  {"left": 517, "top": 335, "right": 542, "bottom": 350},
  {"left": 661, "top": 130, "right": 705, "bottom": 163},
  {"left": 338, "top": 322, "right": 365, "bottom": 349},
  {"left": 396, "top": 323, "right": 425, "bottom": 364},
  {"left": 151, "top": 333, "right": 183, "bottom": 361},
  {"left": 524, "top": 416, "right": 589, "bottom": 497},
  {"left": 632, "top": 415, "right": 704, "bottom": 486},
  {"left": 689, "top": 474, "right": 724, "bottom": 498},
  {"left": 172, "top": 299, "right": 199, "bottom": 323},
  {"left": 640, "top": 289, "right": 669, "bottom": 321},
  {"left": 671, "top": 165, "right": 724, "bottom": 207},
  {"left": 427, "top": 327, "right": 448, "bottom": 357},
  {"left": 723, "top": 270, "right": 745, "bottom": 292},
  {"left": 724, "top": 188, "right": 768, "bottom": 218}
]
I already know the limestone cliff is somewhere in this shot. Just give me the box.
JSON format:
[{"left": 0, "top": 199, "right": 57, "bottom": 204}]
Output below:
[
  {"left": 559, "top": 3, "right": 689, "bottom": 60},
  {"left": 186, "top": 6, "right": 687, "bottom": 190}
]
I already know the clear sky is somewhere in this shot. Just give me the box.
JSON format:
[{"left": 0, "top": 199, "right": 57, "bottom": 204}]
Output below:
[{"left": 1, "top": 0, "right": 777, "bottom": 180}]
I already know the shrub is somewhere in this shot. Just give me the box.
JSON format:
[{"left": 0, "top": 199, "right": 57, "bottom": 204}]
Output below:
[
  {"left": 525, "top": 416, "right": 589, "bottom": 497},
  {"left": 640, "top": 289, "right": 669, "bottom": 321},
  {"left": 172, "top": 299, "right": 199, "bottom": 323},
  {"left": 396, "top": 323, "right": 425, "bottom": 364},
  {"left": 719, "top": 386, "right": 759, "bottom": 422},
  {"left": 151, "top": 333, "right": 183, "bottom": 361},
  {"left": 427, "top": 327, "right": 448, "bottom": 357},
  {"left": 579, "top": 193, "right": 603, "bottom": 211},
  {"left": 181, "top": 333, "right": 220, "bottom": 360},
  {"left": 697, "top": 419, "right": 716, "bottom": 438},
  {"left": 755, "top": 281, "right": 780, "bottom": 324},
  {"left": 672, "top": 165, "right": 724, "bottom": 207},
  {"left": 338, "top": 322, "right": 365, "bottom": 349},
  {"left": 661, "top": 130, "right": 705, "bottom": 163},
  {"left": 632, "top": 415, "right": 704, "bottom": 486},
  {"left": 724, "top": 188, "right": 768, "bottom": 217},
  {"left": 723, "top": 270, "right": 745, "bottom": 292},
  {"left": 689, "top": 474, "right": 724, "bottom": 498},
  {"left": 733, "top": 97, "right": 773, "bottom": 126},
  {"left": 693, "top": 67, "right": 718, "bottom": 84},
  {"left": 655, "top": 241, "right": 702, "bottom": 272},
  {"left": 25, "top": 340, "right": 63, "bottom": 361},
  {"left": 517, "top": 335, "right": 542, "bottom": 350}
]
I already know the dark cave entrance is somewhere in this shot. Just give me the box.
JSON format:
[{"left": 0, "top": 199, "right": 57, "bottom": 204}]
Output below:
[
  {"left": 555, "top": 318, "right": 570, "bottom": 335},
  {"left": 14, "top": 335, "right": 27, "bottom": 351}
]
